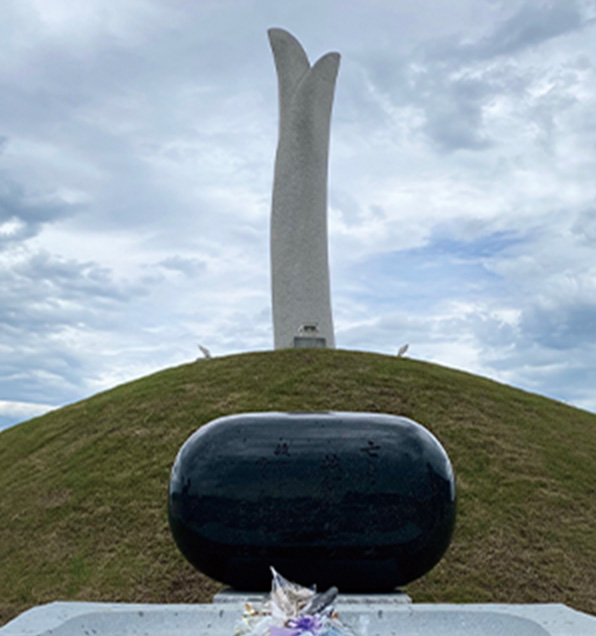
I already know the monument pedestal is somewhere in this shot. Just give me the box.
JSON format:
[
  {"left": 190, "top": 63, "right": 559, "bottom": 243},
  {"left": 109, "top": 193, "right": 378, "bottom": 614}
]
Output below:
[
  {"left": 2, "top": 600, "right": 595, "bottom": 636},
  {"left": 212, "top": 588, "right": 413, "bottom": 605}
]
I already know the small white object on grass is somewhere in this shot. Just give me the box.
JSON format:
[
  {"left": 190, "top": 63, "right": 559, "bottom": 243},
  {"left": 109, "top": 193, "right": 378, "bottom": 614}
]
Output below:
[
  {"left": 397, "top": 344, "right": 409, "bottom": 357},
  {"left": 197, "top": 344, "right": 211, "bottom": 359}
]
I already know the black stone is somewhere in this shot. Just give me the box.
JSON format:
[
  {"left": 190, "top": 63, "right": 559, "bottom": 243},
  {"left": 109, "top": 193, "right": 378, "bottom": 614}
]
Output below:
[{"left": 168, "top": 412, "right": 456, "bottom": 592}]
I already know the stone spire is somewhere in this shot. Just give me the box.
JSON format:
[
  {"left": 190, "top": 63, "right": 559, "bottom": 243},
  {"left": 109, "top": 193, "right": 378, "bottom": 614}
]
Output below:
[{"left": 268, "top": 28, "right": 339, "bottom": 349}]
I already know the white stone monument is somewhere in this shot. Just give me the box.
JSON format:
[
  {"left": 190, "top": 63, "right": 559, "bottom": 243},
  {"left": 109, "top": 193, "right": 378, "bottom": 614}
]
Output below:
[{"left": 268, "top": 28, "right": 339, "bottom": 349}]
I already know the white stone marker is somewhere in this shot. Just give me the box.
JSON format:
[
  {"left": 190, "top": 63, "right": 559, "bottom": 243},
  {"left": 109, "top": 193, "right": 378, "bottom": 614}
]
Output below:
[{"left": 269, "top": 28, "right": 339, "bottom": 349}]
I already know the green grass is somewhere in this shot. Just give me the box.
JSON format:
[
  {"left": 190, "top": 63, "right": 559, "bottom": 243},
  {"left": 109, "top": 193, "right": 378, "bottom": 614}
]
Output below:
[{"left": 1, "top": 349, "right": 595, "bottom": 624}]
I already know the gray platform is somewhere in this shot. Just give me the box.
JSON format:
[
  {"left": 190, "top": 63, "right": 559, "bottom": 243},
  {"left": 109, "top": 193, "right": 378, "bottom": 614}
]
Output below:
[
  {"left": 212, "top": 588, "right": 413, "bottom": 605},
  {"left": 2, "top": 598, "right": 596, "bottom": 636}
]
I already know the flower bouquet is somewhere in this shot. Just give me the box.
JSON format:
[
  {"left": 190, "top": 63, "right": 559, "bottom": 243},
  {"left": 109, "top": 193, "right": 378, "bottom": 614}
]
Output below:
[{"left": 234, "top": 568, "right": 356, "bottom": 636}]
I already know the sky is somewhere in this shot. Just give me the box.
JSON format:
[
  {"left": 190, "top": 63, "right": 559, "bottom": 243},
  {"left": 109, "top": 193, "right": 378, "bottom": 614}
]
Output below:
[{"left": 1, "top": 0, "right": 596, "bottom": 431}]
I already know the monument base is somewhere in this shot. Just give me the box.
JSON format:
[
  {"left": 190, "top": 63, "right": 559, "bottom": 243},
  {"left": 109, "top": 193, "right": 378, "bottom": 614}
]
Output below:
[
  {"left": 2, "top": 601, "right": 595, "bottom": 636},
  {"left": 293, "top": 336, "right": 327, "bottom": 348},
  {"left": 212, "top": 588, "right": 412, "bottom": 605}
]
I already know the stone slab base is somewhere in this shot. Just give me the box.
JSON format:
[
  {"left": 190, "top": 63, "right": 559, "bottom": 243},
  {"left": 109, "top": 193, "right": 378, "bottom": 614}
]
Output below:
[
  {"left": 212, "top": 588, "right": 412, "bottom": 605},
  {"left": 2, "top": 600, "right": 595, "bottom": 636}
]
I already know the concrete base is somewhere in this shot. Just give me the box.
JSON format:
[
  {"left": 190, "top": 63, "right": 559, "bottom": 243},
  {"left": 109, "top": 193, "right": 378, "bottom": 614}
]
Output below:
[
  {"left": 213, "top": 588, "right": 413, "bottom": 605},
  {"left": 2, "top": 600, "right": 595, "bottom": 636}
]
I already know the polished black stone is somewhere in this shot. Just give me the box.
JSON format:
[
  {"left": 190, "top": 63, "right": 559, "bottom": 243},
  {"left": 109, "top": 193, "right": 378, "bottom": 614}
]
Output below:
[{"left": 168, "top": 412, "right": 456, "bottom": 592}]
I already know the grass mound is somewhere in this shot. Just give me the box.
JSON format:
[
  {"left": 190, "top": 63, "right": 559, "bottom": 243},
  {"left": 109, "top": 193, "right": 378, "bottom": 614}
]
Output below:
[{"left": 1, "top": 349, "right": 595, "bottom": 625}]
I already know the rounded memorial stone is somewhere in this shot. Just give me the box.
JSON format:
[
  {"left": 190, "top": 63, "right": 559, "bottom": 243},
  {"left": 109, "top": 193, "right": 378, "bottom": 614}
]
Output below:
[{"left": 168, "top": 412, "right": 456, "bottom": 592}]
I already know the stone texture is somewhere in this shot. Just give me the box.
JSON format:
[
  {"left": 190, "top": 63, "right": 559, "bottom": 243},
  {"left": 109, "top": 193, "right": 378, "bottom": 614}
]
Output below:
[
  {"left": 168, "top": 412, "right": 456, "bottom": 592},
  {"left": 269, "top": 28, "right": 338, "bottom": 349},
  {"left": 3, "top": 602, "right": 596, "bottom": 636}
]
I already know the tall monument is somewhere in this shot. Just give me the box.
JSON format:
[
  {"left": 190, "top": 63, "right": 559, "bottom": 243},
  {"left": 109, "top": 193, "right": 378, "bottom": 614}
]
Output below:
[{"left": 268, "top": 28, "right": 339, "bottom": 349}]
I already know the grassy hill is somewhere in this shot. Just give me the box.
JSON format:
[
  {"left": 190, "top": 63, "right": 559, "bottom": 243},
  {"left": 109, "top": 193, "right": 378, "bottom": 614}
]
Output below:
[{"left": 1, "top": 348, "right": 595, "bottom": 625}]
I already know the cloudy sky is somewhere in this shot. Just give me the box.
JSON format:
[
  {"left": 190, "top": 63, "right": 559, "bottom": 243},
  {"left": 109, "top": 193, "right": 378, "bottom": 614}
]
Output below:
[{"left": 1, "top": 0, "right": 596, "bottom": 431}]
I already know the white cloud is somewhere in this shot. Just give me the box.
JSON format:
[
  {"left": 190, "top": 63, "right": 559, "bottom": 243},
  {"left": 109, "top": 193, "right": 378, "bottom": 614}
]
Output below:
[
  {"left": 2, "top": 0, "right": 596, "bottom": 431},
  {"left": 0, "top": 399, "right": 55, "bottom": 419}
]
